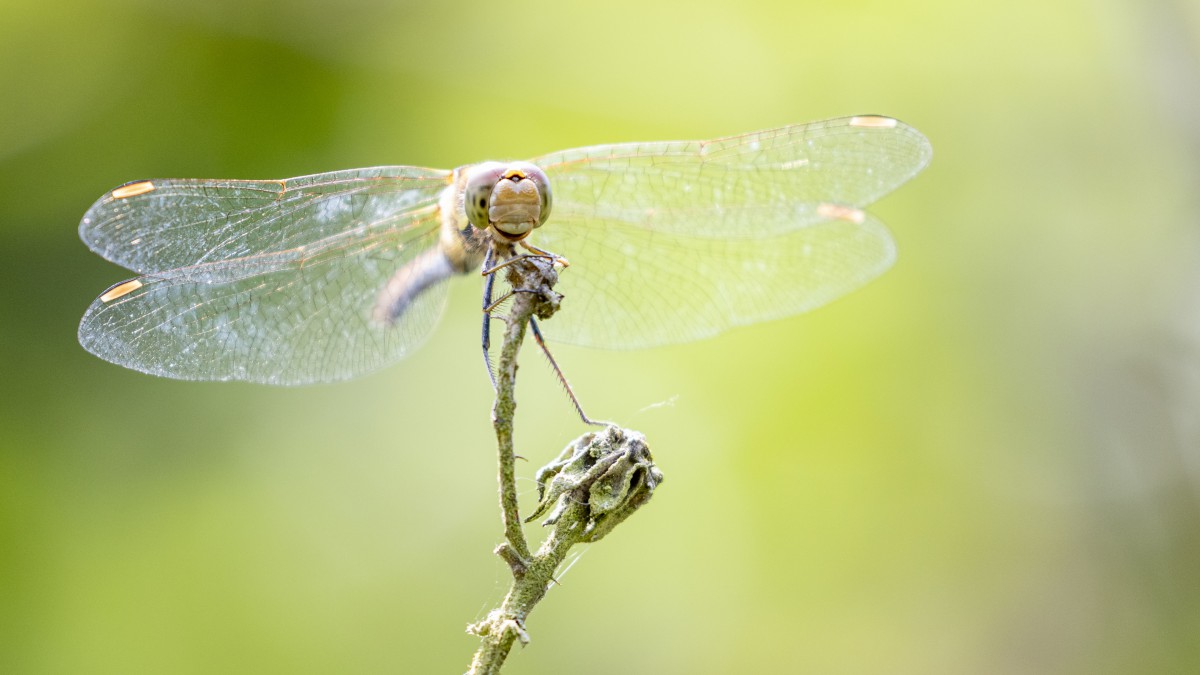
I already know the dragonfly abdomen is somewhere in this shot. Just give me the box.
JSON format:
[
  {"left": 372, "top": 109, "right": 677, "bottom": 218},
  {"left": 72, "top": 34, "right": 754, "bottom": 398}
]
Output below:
[
  {"left": 373, "top": 247, "right": 456, "bottom": 325},
  {"left": 373, "top": 174, "right": 494, "bottom": 325}
]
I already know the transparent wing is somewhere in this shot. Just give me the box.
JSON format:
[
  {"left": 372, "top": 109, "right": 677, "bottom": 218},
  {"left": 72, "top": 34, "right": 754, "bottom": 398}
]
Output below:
[
  {"left": 529, "top": 116, "right": 931, "bottom": 348},
  {"left": 80, "top": 167, "right": 449, "bottom": 274},
  {"left": 78, "top": 167, "right": 452, "bottom": 384}
]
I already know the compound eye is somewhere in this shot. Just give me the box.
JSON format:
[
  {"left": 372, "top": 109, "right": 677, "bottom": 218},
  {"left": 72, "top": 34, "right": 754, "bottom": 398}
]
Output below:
[
  {"left": 464, "top": 162, "right": 508, "bottom": 229},
  {"left": 508, "top": 162, "right": 552, "bottom": 227}
]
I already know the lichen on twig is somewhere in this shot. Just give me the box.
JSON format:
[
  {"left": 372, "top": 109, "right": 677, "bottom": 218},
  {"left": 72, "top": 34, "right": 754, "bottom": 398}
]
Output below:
[{"left": 465, "top": 251, "right": 664, "bottom": 674}]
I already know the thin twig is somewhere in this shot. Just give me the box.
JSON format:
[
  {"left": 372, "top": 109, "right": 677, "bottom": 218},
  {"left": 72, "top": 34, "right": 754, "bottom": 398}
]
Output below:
[
  {"left": 467, "top": 251, "right": 662, "bottom": 674},
  {"left": 491, "top": 279, "right": 534, "bottom": 562}
]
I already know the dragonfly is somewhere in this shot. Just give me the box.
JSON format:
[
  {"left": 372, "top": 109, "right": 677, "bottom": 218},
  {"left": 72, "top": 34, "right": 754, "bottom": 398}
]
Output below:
[{"left": 78, "top": 115, "right": 931, "bottom": 406}]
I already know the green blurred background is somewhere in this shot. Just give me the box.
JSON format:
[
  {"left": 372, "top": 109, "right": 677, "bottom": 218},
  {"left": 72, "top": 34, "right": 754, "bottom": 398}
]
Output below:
[{"left": 3, "top": 0, "right": 1199, "bottom": 672}]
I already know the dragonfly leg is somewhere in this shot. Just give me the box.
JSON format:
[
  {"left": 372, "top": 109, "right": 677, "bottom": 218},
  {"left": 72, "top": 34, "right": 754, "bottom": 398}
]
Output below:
[
  {"left": 519, "top": 240, "right": 570, "bottom": 268},
  {"left": 481, "top": 247, "right": 498, "bottom": 391},
  {"left": 485, "top": 289, "right": 543, "bottom": 314},
  {"left": 482, "top": 252, "right": 561, "bottom": 276},
  {"left": 529, "top": 316, "right": 606, "bottom": 427}
]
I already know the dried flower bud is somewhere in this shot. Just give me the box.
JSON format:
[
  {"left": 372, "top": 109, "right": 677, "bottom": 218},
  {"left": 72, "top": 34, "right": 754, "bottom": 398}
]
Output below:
[{"left": 527, "top": 426, "right": 663, "bottom": 542}]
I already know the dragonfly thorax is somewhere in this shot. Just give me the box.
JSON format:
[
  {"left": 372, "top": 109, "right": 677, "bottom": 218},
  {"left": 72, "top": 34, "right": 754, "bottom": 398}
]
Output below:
[{"left": 463, "top": 161, "right": 553, "bottom": 242}]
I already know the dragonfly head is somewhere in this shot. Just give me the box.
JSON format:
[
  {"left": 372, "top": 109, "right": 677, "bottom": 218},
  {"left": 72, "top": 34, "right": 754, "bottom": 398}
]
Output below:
[{"left": 464, "top": 161, "right": 553, "bottom": 242}]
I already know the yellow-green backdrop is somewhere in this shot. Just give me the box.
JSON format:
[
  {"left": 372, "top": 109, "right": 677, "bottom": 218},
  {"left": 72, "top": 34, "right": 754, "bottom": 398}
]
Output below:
[{"left": 3, "top": 0, "right": 1198, "bottom": 672}]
